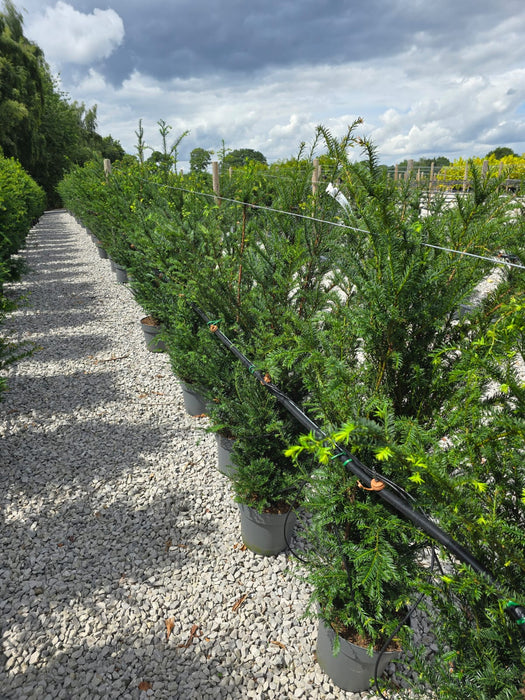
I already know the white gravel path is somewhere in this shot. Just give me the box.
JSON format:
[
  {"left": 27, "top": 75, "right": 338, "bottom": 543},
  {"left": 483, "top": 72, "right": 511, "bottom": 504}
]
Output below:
[{"left": 0, "top": 211, "right": 391, "bottom": 700}]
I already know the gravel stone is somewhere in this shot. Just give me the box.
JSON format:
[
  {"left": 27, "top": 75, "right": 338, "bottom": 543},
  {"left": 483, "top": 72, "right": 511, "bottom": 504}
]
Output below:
[{"left": 0, "top": 211, "right": 432, "bottom": 699}]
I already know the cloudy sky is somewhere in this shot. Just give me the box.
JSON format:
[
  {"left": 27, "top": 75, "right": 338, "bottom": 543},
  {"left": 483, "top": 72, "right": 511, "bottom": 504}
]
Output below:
[{"left": 11, "top": 0, "right": 525, "bottom": 168}]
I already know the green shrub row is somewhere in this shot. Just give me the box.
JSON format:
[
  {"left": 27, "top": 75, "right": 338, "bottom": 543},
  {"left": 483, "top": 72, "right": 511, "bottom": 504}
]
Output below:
[
  {"left": 58, "top": 125, "right": 525, "bottom": 698},
  {"left": 0, "top": 152, "right": 45, "bottom": 396},
  {"left": 0, "top": 153, "right": 45, "bottom": 276}
]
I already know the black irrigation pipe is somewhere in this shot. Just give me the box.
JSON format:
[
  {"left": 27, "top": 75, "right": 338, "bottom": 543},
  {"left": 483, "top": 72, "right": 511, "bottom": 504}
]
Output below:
[{"left": 191, "top": 302, "right": 525, "bottom": 639}]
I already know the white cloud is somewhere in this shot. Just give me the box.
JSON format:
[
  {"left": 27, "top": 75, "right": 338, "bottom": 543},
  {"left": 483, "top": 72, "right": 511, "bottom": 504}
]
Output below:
[
  {"left": 65, "top": 57, "right": 525, "bottom": 165},
  {"left": 25, "top": 2, "right": 124, "bottom": 67},
  {"left": 17, "top": 1, "right": 525, "bottom": 164}
]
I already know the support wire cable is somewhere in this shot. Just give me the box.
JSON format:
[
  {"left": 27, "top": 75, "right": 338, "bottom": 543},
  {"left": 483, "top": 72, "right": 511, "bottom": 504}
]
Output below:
[{"left": 136, "top": 175, "right": 525, "bottom": 272}]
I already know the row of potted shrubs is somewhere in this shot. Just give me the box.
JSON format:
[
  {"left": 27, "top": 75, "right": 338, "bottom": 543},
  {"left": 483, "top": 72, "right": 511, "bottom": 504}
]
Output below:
[{"left": 57, "top": 124, "right": 525, "bottom": 698}]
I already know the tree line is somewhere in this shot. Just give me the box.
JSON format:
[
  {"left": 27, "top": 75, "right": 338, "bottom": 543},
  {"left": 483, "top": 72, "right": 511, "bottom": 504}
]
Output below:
[{"left": 0, "top": 0, "right": 124, "bottom": 207}]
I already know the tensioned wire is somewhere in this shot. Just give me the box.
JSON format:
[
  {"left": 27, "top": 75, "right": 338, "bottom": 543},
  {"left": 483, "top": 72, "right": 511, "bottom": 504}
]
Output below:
[{"left": 134, "top": 175, "right": 525, "bottom": 272}]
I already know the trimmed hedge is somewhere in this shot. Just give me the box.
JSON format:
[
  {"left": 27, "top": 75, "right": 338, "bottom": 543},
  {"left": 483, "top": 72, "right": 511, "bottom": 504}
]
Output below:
[{"left": 0, "top": 153, "right": 45, "bottom": 397}]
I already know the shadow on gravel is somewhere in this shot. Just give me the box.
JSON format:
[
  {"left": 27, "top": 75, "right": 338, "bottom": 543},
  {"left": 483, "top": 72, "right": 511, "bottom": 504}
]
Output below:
[
  {"left": 0, "top": 455, "right": 254, "bottom": 699},
  {"left": 2, "top": 368, "right": 117, "bottom": 413},
  {"left": 6, "top": 277, "right": 102, "bottom": 304},
  {"left": 20, "top": 333, "right": 114, "bottom": 362},
  {"left": 0, "top": 627, "right": 264, "bottom": 700},
  {"left": 21, "top": 270, "right": 92, "bottom": 284}
]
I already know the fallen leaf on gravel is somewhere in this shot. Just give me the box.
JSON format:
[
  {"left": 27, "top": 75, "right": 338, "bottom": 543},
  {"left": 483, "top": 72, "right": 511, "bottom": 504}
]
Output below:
[
  {"left": 165, "top": 618, "right": 175, "bottom": 640},
  {"left": 92, "top": 354, "right": 129, "bottom": 364},
  {"left": 165, "top": 538, "right": 172, "bottom": 551},
  {"left": 232, "top": 593, "right": 250, "bottom": 612},
  {"left": 138, "top": 681, "right": 152, "bottom": 691},
  {"left": 177, "top": 624, "right": 200, "bottom": 648},
  {"left": 270, "top": 640, "right": 287, "bottom": 649}
]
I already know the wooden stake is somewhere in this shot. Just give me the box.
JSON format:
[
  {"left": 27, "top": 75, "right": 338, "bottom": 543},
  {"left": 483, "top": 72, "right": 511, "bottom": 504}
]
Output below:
[
  {"left": 312, "top": 158, "right": 319, "bottom": 195},
  {"left": 212, "top": 161, "right": 220, "bottom": 205}
]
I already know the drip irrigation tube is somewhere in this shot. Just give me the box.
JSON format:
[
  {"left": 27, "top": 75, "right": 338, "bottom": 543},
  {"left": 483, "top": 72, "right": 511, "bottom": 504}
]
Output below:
[{"left": 191, "top": 303, "right": 525, "bottom": 638}]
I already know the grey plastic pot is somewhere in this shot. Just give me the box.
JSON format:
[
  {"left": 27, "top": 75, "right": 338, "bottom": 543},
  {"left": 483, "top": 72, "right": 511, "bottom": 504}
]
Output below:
[
  {"left": 140, "top": 316, "right": 166, "bottom": 353},
  {"left": 95, "top": 241, "right": 108, "bottom": 259},
  {"left": 316, "top": 618, "right": 398, "bottom": 692},
  {"left": 180, "top": 381, "right": 207, "bottom": 416},
  {"left": 237, "top": 504, "right": 296, "bottom": 556},
  {"left": 215, "top": 434, "right": 236, "bottom": 477},
  {"left": 113, "top": 263, "right": 128, "bottom": 284}
]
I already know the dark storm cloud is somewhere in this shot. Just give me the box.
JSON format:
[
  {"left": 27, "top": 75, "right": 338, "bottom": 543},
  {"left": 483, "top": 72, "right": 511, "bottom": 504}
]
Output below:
[{"left": 66, "top": 0, "right": 522, "bottom": 85}]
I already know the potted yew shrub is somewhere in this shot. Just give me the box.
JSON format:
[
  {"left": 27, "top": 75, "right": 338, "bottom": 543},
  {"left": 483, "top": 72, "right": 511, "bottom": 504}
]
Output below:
[
  {"left": 195, "top": 154, "right": 342, "bottom": 553},
  {"left": 286, "top": 414, "right": 426, "bottom": 693},
  {"left": 398, "top": 290, "right": 525, "bottom": 699},
  {"left": 221, "top": 365, "right": 301, "bottom": 555},
  {"left": 278, "top": 128, "right": 525, "bottom": 693}
]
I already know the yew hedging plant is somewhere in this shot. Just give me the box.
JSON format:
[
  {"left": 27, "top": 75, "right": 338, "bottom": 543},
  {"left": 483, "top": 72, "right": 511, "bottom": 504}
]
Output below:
[
  {"left": 283, "top": 128, "right": 525, "bottom": 696},
  {"left": 151, "top": 150, "right": 344, "bottom": 511},
  {"left": 309, "top": 291, "right": 525, "bottom": 698}
]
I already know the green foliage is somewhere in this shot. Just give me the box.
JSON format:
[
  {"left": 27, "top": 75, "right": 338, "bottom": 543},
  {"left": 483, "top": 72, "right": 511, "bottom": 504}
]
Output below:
[
  {"left": 189, "top": 147, "right": 212, "bottom": 173},
  {"left": 222, "top": 148, "right": 267, "bottom": 169},
  {"left": 287, "top": 430, "right": 425, "bottom": 651},
  {"left": 0, "top": 150, "right": 44, "bottom": 399},
  {"left": 0, "top": 1, "right": 45, "bottom": 173},
  {"left": 486, "top": 146, "right": 518, "bottom": 160},
  {"left": 0, "top": 153, "right": 45, "bottom": 269},
  {"left": 150, "top": 120, "right": 189, "bottom": 177},
  {"left": 0, "top": 1, "right": 125, "bottom": 206},
  {"left": 218, "top": 366, "right": 301, "bottom": 511},
  {"left": 292, "top": 129, "right": 513, "bottom": 423}
]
